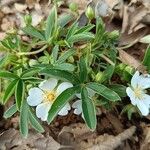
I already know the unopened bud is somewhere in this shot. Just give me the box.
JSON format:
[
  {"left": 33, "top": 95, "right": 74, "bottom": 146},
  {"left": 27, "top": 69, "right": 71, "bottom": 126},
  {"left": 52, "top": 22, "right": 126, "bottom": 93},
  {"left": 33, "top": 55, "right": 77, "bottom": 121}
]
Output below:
[
  {"left": 85, "top": 6, "right": 95, "bottom": 20},
  {"left": 24, "top": 15, "right": 32, "bottom": 26},
  {"left": 69, "top": 2, "right": 78, "bottom": 12}
]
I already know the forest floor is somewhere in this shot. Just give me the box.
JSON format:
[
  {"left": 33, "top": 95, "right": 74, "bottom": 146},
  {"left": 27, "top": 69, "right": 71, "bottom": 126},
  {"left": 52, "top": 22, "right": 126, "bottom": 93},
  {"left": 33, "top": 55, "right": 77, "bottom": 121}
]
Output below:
[{"left": 0, "top": 0, "right": 150, "bottom": 150}]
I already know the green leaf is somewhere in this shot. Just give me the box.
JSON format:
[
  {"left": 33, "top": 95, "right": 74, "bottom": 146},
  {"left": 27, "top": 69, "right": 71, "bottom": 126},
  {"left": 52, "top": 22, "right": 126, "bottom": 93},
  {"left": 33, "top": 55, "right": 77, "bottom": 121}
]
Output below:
[
  {"left": 47, "top": 86, "right": 79, "bottom": 124},
  {"left": 54, "top": 63, "right": 75, "bottom": 71},
  {"left": 3, "top": 79, "right": 18, "bottom": 104},
  {"left": 40, "top": 69, "right": 80, "bottom": 84},
  {"left": 81, "top": 87, "right": 97, "bottom": 130},
  {"left": 140, "top": 35, "right": 150, "bottom": 44},
  {"left": 0, "top": 53, "right": 9, "bottom": 68},
  {"left": 76, "top": 24, "right": 95, "bottom": 34},
  {"left": 79, "top": 57, "right": 87, "bottom": 83},
  {"left": 45, "top": 6, "right": 57, "bottom": 40},
  {"left": 67, "top": 33, "right": 94, "bottom": 44},
  {"left": 3, "top": 104, "right": 17, "bottom": 119},
  {"left": 20, "top": 99, "right": 29, "bottom": 138},
  {"left": 29, "top": 109, "right": 44, "bottom": 133},
  {"left": 56, "top": 49, "right": 75, "bottom": 64},
  {"left": 66, "top": 22, "right": 78, "bottom": 39},
  {"left": 21, "top": 68, "right": 40, "bottom": 78},
  {"left": 0, "top": 71, "right": 19, "bottom": 79},
  {"left": 87, "top": 82, "right": 121, "bottom": 101},
  {"left": 58, "top": 13, "right": 74, "bottom": 28},
  {"left": 109, "top": 84, "right": 127, "bottom": 97},
  {"left": 51, "top": 45, "right": 59, "bottom": 63},
  {"left": 143, "top": 46, "right": 150, "bottom": 72},
  {"left": 22, "top": 26, "right": 45, "bottom": 40},
  {"left": 15, "top": 80, "right": 25, "bottom": 110}
]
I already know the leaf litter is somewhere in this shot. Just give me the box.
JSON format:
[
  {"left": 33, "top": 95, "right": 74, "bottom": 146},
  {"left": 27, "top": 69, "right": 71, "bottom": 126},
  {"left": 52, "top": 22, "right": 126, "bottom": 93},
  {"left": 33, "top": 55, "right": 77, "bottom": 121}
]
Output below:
[{"left": 0, "top": 0, "right": 150, "bottom": 149}]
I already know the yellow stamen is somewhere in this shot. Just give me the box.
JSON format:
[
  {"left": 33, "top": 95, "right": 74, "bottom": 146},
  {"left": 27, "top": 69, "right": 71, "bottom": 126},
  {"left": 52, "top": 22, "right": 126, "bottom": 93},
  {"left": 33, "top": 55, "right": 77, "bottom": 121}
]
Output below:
[
  {"left": 134, "top": 87, "right": 143, "bottom": 99},
  {"left": 44, "top": 91, "right": 56, "bottom": 102}
]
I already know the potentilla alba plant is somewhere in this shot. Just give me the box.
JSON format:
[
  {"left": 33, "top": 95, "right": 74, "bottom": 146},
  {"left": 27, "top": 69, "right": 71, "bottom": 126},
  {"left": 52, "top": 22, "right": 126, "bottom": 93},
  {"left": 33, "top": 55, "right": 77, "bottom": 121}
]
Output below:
[
  {"left": 126, "top": 71, "right": 150, "bottom": 116},
  {"left": 27, "top": 78, "right": 73, "bottom": 121}
]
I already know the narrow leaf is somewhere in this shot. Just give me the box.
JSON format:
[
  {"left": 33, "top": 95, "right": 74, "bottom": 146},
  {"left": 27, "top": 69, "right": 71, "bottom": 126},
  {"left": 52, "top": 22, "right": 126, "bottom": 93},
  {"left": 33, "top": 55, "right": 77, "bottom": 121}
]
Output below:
[
  {"left": 21, "top": 68, "right": 40, "bottom": 78},
  {"left": 0, "top": 71, "right": 19, "bottom": 79},
  {"left": 79, "top": 57, "right": 87, "bottom": 82},
  {"left": 40, "top": 69, "right": 80, "bottom": 84},
  {"left": 3, "top": 104, "right": 17, "bottom": 119},
  {"left": 81, "top": 87, "right": 97, "bottom": 130},
  {"left": 20, "top": 99, "right": 29, "bottom": 138},
  {"left": 143, "top": 46, "right": 150, "bottom": 72},
  {"left": 15, "top": 80, "right": 25, "bottom": 110},
  {"left": 22, "top": 26, "right": 45, "bottom": 40},
  {"left": 3, "top": 79, "right": 18, "bottom": 104},
  {"left": 45, "top": 6, "right": 57, "bottom": 40},
  {"left": 47, "top": 86, "right": 79, "bottom": 123},
  {"left": 87, "top": 82, "right": 121, "bottom": 101},
  {"left": 54, "top": 63, "right": 75, "bottom": 71},
  {"left": 56, "top": 49, "right": 75, "bottom": 64},
  {"left": 29, "top": 109, "right": 44, "bottom": 133}
]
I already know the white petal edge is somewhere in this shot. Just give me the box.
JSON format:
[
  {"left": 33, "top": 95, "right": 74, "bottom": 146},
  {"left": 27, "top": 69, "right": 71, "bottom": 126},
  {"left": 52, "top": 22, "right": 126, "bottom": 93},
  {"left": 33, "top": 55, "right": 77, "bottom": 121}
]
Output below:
[
  {"left": 72, "top": 100, "right": 82, "bottom": 115},
  {"left": 142, "top": 94, "right": 150, "bottom": 106},
  {"left": 58, "top": 103, "right": 71, "bottom": 116},
  {"left": 138, "top": 75, "right": 150, "bottom": 89},
  {"left": 39, "top": 78, "right": 58, "bottom": 91},
  {"left": 137, "top": 101, "right": 149, "bottom": 116},
  {"left": 126, "top": 87, "right": 137, "bottom": 105},
  {"left": 36, "top": 102, "right": 52, "bottom": 121},
  {"left": 131, "top": 71, "right": 140, "bottom": 88},
  {"left": 56, "top": 82, "right": 73, "bottom": 96},
  {"left": 27, "top": 87, "right": 44, "bottom": 106}
]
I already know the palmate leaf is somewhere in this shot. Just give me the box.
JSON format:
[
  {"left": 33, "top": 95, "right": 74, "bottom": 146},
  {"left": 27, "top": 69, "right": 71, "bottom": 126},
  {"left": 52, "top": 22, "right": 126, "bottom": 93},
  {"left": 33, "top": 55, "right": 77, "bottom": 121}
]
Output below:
[
  {"left": 47, "top": 86, "right": 80, "bottom": 124},
  {"left": 3, "top": 79, "right": 18, "bottom": 104},
  {"left": 40, "top": 69, "right": 80, "bottom": 84},
  {"left": 21, "top": 68, "right": 40, "bottom": 78},
  {"left": 87, "top": 82, "right": 121, "bottom": 101},
  {"left": 15, "top": 79, "right": 25, "bottom": 110},
  {"left": 81, "top": 87, "right": 97, "bottom": 130},
  {"left": 20, "top": 99, "right": 29, "bottom": 138},
  {"left": 54, "top": 63, "right": 75, "bottom": 72}
]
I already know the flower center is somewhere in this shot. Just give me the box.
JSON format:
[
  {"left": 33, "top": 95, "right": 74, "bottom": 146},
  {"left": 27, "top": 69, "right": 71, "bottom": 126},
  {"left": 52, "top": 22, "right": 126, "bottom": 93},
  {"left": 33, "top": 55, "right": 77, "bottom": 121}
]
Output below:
[
  {"left": 44, "top": 91, "right": 56, "bottom": 102},
  {"left": 134, "top": 87, "right": 143, "bottom": 99}
]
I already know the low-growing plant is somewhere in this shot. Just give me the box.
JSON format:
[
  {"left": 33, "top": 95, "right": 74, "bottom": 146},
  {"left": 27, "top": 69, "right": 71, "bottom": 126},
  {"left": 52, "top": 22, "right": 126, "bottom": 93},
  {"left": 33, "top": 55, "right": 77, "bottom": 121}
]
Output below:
[{"left": 0, "top": 4, "right": 150, "bottom": 137}]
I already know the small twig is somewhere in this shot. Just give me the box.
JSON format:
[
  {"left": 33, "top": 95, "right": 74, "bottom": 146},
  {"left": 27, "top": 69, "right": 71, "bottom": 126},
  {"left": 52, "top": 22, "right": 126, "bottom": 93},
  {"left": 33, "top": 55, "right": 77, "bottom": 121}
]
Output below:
[
  {"left": 17, "top": 45, "right": 48, "bottom": 56},
  {"left": 99, "top": 54, "right": 115, "bottom": 66}
]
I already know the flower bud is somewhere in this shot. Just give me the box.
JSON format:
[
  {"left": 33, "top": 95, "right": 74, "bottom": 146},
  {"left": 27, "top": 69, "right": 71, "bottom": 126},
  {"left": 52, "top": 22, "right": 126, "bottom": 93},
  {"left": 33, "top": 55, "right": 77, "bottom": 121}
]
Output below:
[
  {"left": 125, "top": 66, "right": 134, "bottom": 74},
  {"left": 69, "top": 2, "right": 78, "bottom": 12},
  {"left": 29, "top": 59, "right": 38, "bottom": 67},
  {"left": 24, "top": 15, "right": 32, "bottom": 26},
  {"left": 95, "top": 72, "right": 104, "bottom": 82},
  {"left": 85, "top": 6, "right": 95, "bottom": 20}
]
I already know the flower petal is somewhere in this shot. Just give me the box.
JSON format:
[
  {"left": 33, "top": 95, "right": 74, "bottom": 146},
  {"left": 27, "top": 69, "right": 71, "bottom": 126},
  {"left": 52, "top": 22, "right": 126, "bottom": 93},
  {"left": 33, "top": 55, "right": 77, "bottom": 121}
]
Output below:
[
  {"left": 131, "top": 71, "right": 140, "bottom": 88},
  {"left": 142, "top": 94, "right": 150, "bottom": 106},
  {"left": 72, "top": 100, "right": 82, "bottom": 115},
  {"left": 27, "top": 87, "right": 44, "bottom": 106},
  {"left": 138, "top": 75, "right": 150, "bottom": 89},
  {"left": 126, "top": 87, "right": 137, "bottom": 105},
  {"left": 36, "top": 102, "right": 52, "bottom": 121},
  {"left": 39, "top": 78, "right": 58, "bottom": 91},
  {"left": 56, "top": 82, "right": 73, "bottom": 96},
  {"left": 137, "top": 101, "right": 149, "bottom": 116},
  {"left": 58, "top": 103, "right": 71, "bottom": 116}
]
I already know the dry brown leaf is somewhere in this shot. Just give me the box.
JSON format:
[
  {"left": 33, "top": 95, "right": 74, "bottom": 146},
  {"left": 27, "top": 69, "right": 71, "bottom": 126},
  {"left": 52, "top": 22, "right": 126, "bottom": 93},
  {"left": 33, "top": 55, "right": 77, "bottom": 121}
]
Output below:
[
  {"left": 119, "top": 49, "right": 146, "bottom": 73},
  {"left": 0, "top": 129, "right": 61, "bottom": 150},
  {"left": 140, "top": 125, "right": 150, "bottom": 150},
  {"left": 83, "top": 126, "right": 136, "bottom": 150}
]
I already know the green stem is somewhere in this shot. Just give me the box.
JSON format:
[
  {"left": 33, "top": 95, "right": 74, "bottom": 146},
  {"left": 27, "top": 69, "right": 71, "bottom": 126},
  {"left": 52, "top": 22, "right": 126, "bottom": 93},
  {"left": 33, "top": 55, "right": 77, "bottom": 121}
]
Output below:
[{"left": 17, "top": 45, "right": 48, "bottom": 56}]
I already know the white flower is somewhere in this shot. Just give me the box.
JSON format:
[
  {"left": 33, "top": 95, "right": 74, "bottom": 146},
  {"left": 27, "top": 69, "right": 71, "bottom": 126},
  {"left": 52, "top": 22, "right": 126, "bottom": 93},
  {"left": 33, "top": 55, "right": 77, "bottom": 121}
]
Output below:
[
  {"left": 72, "top": 88, "right": 95, "bottom": 118},
  {"left": 27, "top": 78, "right": 73, "bottom": 121},
  {"left": 126, "top": 71, "right": 150, "bottom": 116}
]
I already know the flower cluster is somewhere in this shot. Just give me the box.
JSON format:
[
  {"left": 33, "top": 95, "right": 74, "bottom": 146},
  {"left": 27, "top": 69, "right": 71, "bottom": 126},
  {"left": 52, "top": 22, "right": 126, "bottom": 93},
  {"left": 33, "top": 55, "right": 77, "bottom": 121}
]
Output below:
[{"left": 126, "top": 71, "right": 150, "bottom": 116}]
